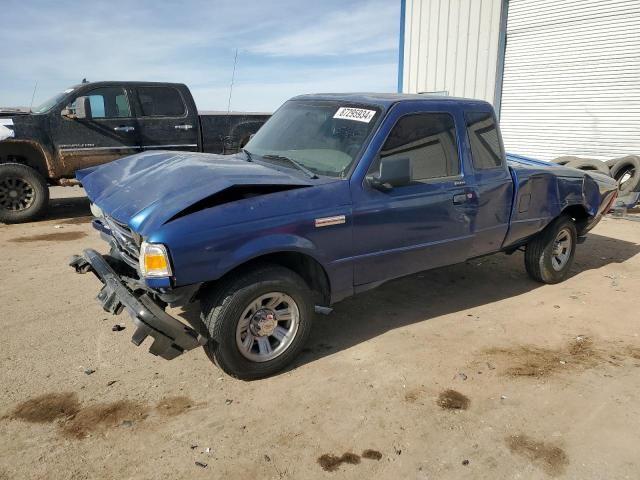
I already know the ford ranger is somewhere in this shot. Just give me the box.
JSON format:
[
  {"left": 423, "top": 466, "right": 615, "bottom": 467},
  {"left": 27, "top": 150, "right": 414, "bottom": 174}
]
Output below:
[
  {"left": 69, "top": 93, "right": 618, "bottom": 380},
  {"left": 0, "top": 81, "right": 269, "bottom": 223}
]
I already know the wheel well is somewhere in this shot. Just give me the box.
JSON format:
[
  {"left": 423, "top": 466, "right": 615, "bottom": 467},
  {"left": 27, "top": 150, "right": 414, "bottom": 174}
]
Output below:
[
  {"left": 200, "top": 252, "right": 332, "bottom": 305},
  {"left": 562, "top": 204, "right": 590, "bottom": 234},
  {"left": 0, "top": 142, "right": 48, "bottom": 178}
]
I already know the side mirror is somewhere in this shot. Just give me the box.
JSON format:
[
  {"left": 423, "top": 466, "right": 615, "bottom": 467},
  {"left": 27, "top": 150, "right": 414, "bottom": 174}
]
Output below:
[
  {"left": 62, "top": 96, "right": 92, "bottom": 120},
  {"left": 367, "top": 156, "right": 411, "bottom": 191}
]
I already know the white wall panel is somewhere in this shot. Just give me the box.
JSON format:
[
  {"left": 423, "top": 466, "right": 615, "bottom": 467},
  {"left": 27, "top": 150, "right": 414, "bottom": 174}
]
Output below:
[
  {"left": 500, "top": 0, "right": 640, "bottom": 160},
  {"left": 402, "top": 0, "right": 504, "bottom": 104}
]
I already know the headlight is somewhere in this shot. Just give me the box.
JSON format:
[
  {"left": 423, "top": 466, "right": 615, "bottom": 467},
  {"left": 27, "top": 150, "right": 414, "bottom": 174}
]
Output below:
[{"left": 139, "top": 242, "right": 172, "bottom": 277}]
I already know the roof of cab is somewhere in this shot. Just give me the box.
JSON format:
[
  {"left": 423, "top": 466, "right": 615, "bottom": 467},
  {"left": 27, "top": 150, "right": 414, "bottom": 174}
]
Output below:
[{"left": 290, "top": 92, "right": 494, "bottom": 110}]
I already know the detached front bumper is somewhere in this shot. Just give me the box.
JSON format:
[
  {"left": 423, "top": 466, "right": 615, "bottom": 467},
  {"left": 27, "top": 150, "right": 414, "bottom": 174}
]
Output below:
[{"left": 70, "top": 249, "right": 207, "bottom": 360}]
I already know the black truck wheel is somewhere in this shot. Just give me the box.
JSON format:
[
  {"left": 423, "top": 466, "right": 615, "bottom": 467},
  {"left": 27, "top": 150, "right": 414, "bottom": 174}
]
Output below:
[
  {"left": 0, "top": 163, "right": 49, "bottom": 223},
  {"left": 200, "top": 265, "right": 314, "bottom": 380},
  {"left": 525, "top": 215, "right": 577, "bottom": 284}
]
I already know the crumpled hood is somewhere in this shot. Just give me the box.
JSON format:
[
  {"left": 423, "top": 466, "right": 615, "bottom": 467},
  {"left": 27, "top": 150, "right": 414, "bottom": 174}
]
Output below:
[{"left": 77, "top": 151, "right": 313, "bottom": 233}]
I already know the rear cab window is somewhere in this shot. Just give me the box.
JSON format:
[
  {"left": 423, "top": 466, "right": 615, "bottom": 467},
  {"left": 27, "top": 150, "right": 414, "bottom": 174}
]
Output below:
[
  {"left": 137, "top": 86, "right": 186, "bottom": 117},
  {"left": 465, "top": 111, "right": 505, "bottom": 170}
]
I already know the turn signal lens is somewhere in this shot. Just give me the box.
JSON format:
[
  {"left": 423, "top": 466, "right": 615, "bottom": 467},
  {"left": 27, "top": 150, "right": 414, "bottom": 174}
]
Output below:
[{"left": 139, "top": 242, "right": 172, "bottom": 277}]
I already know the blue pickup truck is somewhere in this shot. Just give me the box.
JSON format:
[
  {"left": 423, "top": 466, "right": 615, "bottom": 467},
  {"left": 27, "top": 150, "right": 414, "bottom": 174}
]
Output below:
[{"left": 70, "top": 93, "right": 618, "bottom": 379}]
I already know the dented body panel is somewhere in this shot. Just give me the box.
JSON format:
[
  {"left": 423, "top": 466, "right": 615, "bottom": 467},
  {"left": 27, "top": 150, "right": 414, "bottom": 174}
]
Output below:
[{"left": 0, "top": 81, "right": 270, "bottom": 183}]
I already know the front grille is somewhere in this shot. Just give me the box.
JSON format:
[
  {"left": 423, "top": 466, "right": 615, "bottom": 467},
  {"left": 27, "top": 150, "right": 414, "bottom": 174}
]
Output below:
[{"left": 104, "top": 215, "right": 140, "bottom": 269}]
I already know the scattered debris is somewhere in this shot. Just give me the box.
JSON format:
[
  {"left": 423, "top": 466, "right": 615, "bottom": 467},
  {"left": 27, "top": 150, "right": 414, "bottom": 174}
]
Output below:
[
  {"left": 264, "top": 454, "right": 271, "bottom": 462},
  {"left": 225, "top": 399, "right": 233, "bottom": 405},
  {"left": 107, "top": 380, "right": 117, "bottom": 386},
  {"left": 84, "top": 368, "right": 95, "bottom": 375},
  {"left": 195, "top": 461, "right": 208, "bottom": 468},
  {"left": 190, "top": 445, "right": 198, "bottom": 450},
  {"left": 462, "top": 459, "right": 470, "bottom": 466},
  {"left": 457, "top": 372, "right": 468, "bottom": 381},
  {"left": 112, "top": 324, "right": 125, "bottom": 332}
]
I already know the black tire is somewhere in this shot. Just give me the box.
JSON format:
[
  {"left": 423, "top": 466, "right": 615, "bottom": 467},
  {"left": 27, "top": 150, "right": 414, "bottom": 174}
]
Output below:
[
  {"left": 201, "top": 265, "right": 314, "bottom": 380},
  {"left": 525, "top": 215, "right": 577, "bottom": 284},
  {"left": 551, "top": 156, "right": 580, "bottom": 166},
  {"left": 610, "top": 155, "right": 640, "bottom": 194},
  {"left": 0, "top": 163, "right": 49, "bottom": 223},
  {"left": 565, "top": 158, "right": 610, "bottom": 175}
]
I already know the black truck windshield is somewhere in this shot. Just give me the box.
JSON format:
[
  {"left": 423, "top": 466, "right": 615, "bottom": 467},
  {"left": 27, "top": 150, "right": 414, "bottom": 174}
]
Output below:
[
  {"left": 245, "top": 100, "right": 381, "bottom": 178},
  {"left": 32, "top": 89, "right": 73, "bottom": 113}
]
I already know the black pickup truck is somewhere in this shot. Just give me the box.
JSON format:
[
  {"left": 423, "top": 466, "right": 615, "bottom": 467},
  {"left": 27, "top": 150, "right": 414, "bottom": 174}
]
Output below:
[{"left": 0, "top": 81, "right": 270, "bottom": 223}]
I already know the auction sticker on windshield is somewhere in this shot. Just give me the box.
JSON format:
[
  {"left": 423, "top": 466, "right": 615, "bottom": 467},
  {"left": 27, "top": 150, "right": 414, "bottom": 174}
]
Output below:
[{"left": 333, "top": 107, "right": 376, "bottom": 123}]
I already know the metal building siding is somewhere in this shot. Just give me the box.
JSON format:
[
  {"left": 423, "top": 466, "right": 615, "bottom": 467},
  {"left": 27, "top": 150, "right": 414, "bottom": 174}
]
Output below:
[
  {"left": 402, "top": 0, "right": 503, "bottom": 103},
  {"left": 499, "top": 0, "right": 640, "bottom": 161}
]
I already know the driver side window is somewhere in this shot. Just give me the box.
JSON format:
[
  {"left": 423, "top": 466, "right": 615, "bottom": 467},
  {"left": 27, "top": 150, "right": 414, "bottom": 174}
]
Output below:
[
  {"left": 368, "top": 112, "right": 460, "bottom": 182},
  {"left": 69, "top": 87, "right": 131, "bottom": 119}
]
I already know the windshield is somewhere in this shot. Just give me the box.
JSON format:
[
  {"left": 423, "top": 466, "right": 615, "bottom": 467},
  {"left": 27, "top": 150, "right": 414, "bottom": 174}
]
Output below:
[
  {"left": 32, "top": 89, "right": 74, "bottom": 113},
  {"left": 245, "top": 99, "right": 382, "bottom": 178}
]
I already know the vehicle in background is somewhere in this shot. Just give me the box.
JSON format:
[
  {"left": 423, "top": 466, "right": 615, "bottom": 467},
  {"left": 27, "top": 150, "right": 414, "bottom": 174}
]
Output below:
[
  {"left": 0, "top": 81, "right": 270, "bottom": 223},
  {"left": 70, "top": 93, "right": 618, "bottom": 380}
]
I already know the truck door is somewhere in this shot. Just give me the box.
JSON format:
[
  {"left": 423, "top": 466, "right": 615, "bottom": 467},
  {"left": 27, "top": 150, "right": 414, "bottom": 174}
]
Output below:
[
  {"left": 463, "top": 110, "right": 513, "bottom": 257},
  {"left": 53, "top": 86, "right": 140, "bottom": 173},
  {"left": 351, "top": 107, "right": 478, "bottom": 286},
  {"left": 133, "top": 86, "right": 199, "bottom": 153}
]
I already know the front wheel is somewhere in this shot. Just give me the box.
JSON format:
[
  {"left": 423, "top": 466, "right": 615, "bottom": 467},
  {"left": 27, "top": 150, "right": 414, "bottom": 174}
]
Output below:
[
  {"left": 201, "top": 265, "right": 314, "bottom": 380},
  {"left": 524, "top": 215, "right": 577, "bottom": 284},
  {"left": 0, "top": 163, "right": 49, "bottom": 223}
]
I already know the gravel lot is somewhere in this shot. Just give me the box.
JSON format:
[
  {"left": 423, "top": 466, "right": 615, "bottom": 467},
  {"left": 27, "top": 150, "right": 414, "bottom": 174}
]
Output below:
[{"left": 1, "top": 187, "right": 639, "bottom": 479}]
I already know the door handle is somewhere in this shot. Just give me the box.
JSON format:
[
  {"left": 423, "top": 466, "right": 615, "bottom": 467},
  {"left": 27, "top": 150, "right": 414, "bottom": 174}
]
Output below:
[
  {"left": 114, "top": 126, "right": 135, "bottom": 132},
  {"left": 453, "top": 192, "right": 473, "bottom": 205},
  {"left": 174, "top": 124, "right": 193, "bottom": 130}
]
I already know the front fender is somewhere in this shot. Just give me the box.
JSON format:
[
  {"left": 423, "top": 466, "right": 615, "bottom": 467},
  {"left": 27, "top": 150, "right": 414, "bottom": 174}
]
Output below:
[{"left": 217, "top": 233, "right": 325, "bottom": 276}]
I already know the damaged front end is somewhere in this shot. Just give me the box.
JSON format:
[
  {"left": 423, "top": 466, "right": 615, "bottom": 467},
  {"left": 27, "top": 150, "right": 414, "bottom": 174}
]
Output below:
[{"left": 70, "top": 248, "right": 206, "bottom": 360}]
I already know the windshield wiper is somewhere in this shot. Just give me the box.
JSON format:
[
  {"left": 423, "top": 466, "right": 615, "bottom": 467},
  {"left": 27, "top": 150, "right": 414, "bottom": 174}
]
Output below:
[
  {"left": 242, "top": 148, "right": 253, "bottom": 162},
  {"left": 261, "top": 154, "right": 318, "bottom": 179}
]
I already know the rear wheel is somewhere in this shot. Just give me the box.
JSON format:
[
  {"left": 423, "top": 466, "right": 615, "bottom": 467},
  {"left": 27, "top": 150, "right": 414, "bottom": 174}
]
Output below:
[
  {"left": 200, "top": 265, "right": 314, "bottom": 380},
  {"left": 0, "top": 163, "right": 49, "bottom": 223},
  {"left": 525, "top": 215, "right": 577, "bottom": 284}
]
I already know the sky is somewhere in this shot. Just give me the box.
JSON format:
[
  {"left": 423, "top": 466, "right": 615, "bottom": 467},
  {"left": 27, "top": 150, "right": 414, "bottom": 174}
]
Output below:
[{"left": 0, "top": 0, "right": 400, "bottom": 112}]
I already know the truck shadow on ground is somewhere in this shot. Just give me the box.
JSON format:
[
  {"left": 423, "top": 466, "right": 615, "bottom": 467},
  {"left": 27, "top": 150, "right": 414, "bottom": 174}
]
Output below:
[
  {"left": 40, "top": 193, "right": 91, "bottom": 223},
  {"left": 289, "top": 232, "right": 640, "bottom": 371}
]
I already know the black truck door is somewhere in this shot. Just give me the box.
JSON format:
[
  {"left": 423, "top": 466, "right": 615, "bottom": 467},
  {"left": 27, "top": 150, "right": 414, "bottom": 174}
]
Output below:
[
  {"left": 52, "top": 86, "right": 140, "bottom": 173},
  {"left": 133, "top": 86, "right": 199, "bottom": 153}
]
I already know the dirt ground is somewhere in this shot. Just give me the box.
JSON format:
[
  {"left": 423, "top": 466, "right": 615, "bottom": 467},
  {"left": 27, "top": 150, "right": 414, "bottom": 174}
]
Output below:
[{"left": 1, "top": 186, "right": 639, "bottom": 480}]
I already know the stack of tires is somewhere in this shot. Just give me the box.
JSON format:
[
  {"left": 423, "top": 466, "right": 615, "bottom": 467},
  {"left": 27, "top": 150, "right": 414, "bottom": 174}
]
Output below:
[{"left": 552, "top": 155, "right": 640, "bottom": 208}]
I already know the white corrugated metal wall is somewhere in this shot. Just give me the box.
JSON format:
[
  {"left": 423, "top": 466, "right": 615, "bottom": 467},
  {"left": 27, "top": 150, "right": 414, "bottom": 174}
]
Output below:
[
  {"left": 499, "top": 0, "right": 640, "bottom": 161},
  {"left": 401, "top": 0, "right": 503, "bottom": 104}
]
